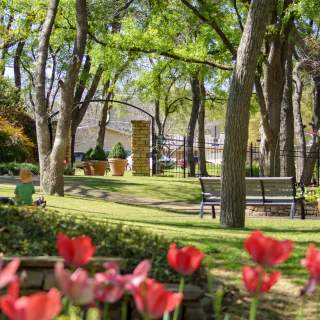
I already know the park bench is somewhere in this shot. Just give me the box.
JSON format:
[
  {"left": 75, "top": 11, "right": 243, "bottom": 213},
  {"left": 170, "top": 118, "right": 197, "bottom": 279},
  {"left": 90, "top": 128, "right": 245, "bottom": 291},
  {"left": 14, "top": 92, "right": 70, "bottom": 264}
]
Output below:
[{"left": 199, "top": 177, "right": 305, "bottom": 220}]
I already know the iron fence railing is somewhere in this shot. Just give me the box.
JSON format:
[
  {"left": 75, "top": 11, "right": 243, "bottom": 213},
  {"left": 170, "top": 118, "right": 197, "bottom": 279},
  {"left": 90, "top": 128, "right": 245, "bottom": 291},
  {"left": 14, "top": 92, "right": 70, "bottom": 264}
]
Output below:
[{"left": 153, "top": 137, "right": 320, "bottom": 184}]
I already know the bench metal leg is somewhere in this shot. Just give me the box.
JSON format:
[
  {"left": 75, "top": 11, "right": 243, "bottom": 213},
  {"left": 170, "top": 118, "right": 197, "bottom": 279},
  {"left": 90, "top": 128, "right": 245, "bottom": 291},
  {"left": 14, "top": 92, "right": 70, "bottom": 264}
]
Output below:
[
  {"left": 290, "top": 202, "right": 295, "bottom": 219},
  {"left": 200, "top": 202, "right": 204, "bottom": 219},
  {"left": 300, "top": 200, "right": 305, "bottom": 220},
  {"left": 211, "top": 206, "right": 216, "bottom": 219}
]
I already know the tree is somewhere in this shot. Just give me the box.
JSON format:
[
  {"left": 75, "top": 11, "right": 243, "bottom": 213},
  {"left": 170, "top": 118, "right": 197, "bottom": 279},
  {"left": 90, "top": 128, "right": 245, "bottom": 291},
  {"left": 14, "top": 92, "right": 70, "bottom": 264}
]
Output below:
[
  {"left": 280, "top": 44, "right": 295, "bottom": 177},
  {"left": 220, "top": 0, "right": 275, "bottom": 228},
  {"left": 34, "top": 0, "right": 88, "bottom": 195},
  {"left": 257, "top": 0, "right": 294, "bottom": 177}
]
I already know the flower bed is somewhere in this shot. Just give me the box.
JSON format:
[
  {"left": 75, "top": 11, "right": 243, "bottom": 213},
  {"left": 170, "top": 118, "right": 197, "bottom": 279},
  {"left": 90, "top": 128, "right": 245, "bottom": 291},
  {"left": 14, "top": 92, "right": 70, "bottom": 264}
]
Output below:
[
  {"left": 0, "top": 206, "right": 205, "bottom": 283},
  {"left": 0, "top": 229, "right": 318, "bottom": 319}
]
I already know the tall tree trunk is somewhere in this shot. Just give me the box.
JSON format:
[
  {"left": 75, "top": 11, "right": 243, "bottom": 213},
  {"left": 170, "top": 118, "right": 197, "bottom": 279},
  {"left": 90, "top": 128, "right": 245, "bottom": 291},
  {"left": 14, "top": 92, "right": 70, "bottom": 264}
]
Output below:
[
  {"left": 293, "top": 62, "right": 306, "bottom": 182},
  {"left": 71, "top": 64, "right": 103, "bottom": 161},
  {"left": 260, "top": 36, "right": 288, "bottom": 176},
  {"left": 259, "top": 0, "right": 293, "bottom": 176},
  {"left": 34, "top": 0, "right": 59, "bottom": 193},
  {"left": 154, "top": 98, "right": 162, "bottom": 136},
  {"left": 35, "top": 0, "right": 88, "bottom": 195},
  {"left": 186, "top": 74, "right": 201, "bottom": 177},
  {"left": 221, "top": 0, "right": 275, "bottom": 228},
  {"left": 301, "top": 76, "right": 320, "bottom": 185},
  {"left": 198, "top": 77, "right": 208, "bottom": 176},
  {"left": 280, "top": 46, "right": 295, "bottom": 177},
  {"left": 14, "top": 41, "right": 25, "bottom": 92}
]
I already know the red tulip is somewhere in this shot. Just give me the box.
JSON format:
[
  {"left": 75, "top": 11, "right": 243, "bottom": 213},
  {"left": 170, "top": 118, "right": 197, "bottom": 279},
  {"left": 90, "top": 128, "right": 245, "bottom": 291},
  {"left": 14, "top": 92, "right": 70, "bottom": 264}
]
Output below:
[
  {"left": 167, "top": 243, "right": 204, "bottom": 275},
  {"left": 242, "top": 266, "right": 280, "bottom": 294},
  {"left": 301, "top": 244, "right": 320, "bottom": 294},
  {"left": 133, "top": 278, "right": 183, "bottom": 319},
  {"left": 0, "top": 258, "right": 20, "bottom": 289},
  {"left": 95, "top": 262, "right": 125, "bottom": 303},
  {"left": 55, "top": 262, "right": 95, "bottom": 305},
  {"left": 56, "top": 233, "right": 96, "bottom": 267},
  {"left": 124, "top": 260, "right": 151, "bottom": 291},
  {"left": 244, "top": 231, "right": 293, "bottom": 267},
  {"left": 1, "top": 288, "right": 61, "bottom": 320},
  {"left": 302, "top": 244, "right": 320, "bottom": 280}
]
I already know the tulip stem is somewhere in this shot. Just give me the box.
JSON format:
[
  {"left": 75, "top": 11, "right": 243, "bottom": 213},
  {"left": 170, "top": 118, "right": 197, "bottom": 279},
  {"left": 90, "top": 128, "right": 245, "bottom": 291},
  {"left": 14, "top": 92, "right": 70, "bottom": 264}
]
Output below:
[
  {"left": 249, "top": 296, "right": 259, "bottom": 320},
  {"left": 317, "top": 289, "right": 320, "bottom": 320},
  {"left": 172, "top": 277, "right": 185, "bottom": 320},
  {"left": 104, "top": 303, "right": 110, "bottom": 320},
  {"left": 121, "top": 293, "right": 129, "bottom": 320},
  {"left": 163, "top": 313, "right": 170, "bottom": 320}
]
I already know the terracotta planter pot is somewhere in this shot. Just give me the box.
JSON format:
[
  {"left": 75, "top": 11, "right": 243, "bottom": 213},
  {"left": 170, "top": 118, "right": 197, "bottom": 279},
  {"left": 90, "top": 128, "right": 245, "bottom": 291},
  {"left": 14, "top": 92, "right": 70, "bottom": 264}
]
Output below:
[
  {"left": 108, "top": 158, "right": 127, "bottom": 176},
  {"left": 83, "top": 161, "right": 107, "bottom": 176}
]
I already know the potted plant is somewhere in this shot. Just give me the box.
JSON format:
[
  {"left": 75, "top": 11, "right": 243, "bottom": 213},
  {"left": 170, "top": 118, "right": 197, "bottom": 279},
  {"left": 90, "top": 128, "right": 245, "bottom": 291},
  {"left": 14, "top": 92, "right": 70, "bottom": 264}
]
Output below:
[
  {"left": 82, "top": 145, "right": 107, "bottom": 176},
  {"left": 108, "top": 142, "right": 128, "bottom": 176}
]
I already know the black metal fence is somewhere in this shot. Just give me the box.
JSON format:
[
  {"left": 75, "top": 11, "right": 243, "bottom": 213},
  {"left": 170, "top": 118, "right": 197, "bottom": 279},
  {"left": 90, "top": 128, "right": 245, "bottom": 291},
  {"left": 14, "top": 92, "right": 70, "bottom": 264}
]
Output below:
[{"left": 153, "top": 136, "right": 320, "bottom": 184}]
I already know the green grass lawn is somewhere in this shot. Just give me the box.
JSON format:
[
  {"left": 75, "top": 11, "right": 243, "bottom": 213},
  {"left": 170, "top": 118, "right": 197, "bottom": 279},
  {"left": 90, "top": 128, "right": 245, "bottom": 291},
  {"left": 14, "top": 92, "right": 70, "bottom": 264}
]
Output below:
[
  {"left": 65, "top": 173, "right": 202, "bottom": 203},
  {"left": 1, "top": 174, "right": 319, "bottom": 286}
]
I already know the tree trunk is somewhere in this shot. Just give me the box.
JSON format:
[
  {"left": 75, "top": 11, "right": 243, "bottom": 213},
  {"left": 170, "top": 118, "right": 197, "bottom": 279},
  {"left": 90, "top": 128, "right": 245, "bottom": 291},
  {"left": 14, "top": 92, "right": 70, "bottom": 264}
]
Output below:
[
  {"left": 71, "top": 64, "right": 104, "bottom": 161},
  {"left": 154, "top": 98, "right": 162, "bottom": 136},
  {"left": 14, "top": 41, "right": 25, "bottom": 91},
  {"left": 96, "top": 100, "right": 111, "bottom": 147},
  {"left": 259, "top": 0, "right": 293, "bottom": 176},
  {"left": 221, "top": 0, "right": 275, "bottom": 228},
  {"left": 35, "top": 0, "right": 88, "bottom": 195},
  {"left": 293, "top": 62, "right": 306, "bottom": 182},
  {"left": 34, "top": 0, "right": 60, "bottom": 192},
  {"left": 198, "top": 77, "right": 208, "bottom": 176},
  {"left": 301, "top": 77, "right": 320, "bottom": 185},
  {"left": 280, "top": 46, "right": 295, "bottom": 177},
  {"left": 186, "top": 74, "right": 201, "bottom": 177},
  {"left": 260, "top": 36, "right": 288, "bottom": 176}
]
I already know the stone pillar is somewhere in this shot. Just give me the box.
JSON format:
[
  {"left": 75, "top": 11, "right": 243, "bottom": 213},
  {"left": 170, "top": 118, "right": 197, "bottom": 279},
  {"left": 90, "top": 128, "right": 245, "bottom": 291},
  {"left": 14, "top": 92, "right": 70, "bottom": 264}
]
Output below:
[{"left": 131, "top": 120, "right": 150, "bottom": 176}]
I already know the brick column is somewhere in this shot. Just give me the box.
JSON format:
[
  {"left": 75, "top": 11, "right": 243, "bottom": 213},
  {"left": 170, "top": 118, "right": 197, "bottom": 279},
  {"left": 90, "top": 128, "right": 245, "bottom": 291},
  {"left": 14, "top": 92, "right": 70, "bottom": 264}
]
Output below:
[{"left": 131, "top": 120, "right": 150, "bottom": 176}]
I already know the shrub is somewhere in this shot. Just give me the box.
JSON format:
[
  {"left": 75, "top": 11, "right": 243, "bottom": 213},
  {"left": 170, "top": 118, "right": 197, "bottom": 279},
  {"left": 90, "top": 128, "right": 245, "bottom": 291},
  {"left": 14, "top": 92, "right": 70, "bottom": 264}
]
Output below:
[
  {"left": 82, "top": 146, "right": 107, "bottom": 161},
  {"left": 82, "top": 148, "right": 93, "bottom": 161},
  {"left": 0, "top": 206, "right": 198, "bottom": 282},
  {"left": 109, "top": 142, "right": 128, "bottom": 159},
  {"left": 90, "top": 145, "right": 107, "bottom": 161},
  {"left": 0, "top": 76, "right": 37, "bottom": 159},
  {"left": 0, "top": 117, "right": 34, "bottom": 162},
  {"left": 63, "top": 164, "right": 76, "bottom": 176},
  {"left": 0, "top": 162, "right": 39, "bottom": 176}
]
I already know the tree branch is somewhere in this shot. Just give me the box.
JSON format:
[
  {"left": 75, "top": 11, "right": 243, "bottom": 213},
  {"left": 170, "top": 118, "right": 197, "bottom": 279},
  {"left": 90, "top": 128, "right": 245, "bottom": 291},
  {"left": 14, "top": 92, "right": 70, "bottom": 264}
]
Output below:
[
  {"left": 232, "top": 0, "right": 244, "bottom": 31},
  {"left": 180, "top": 0, "right": 236, "bottom": 57},
  {"left": 128, "top": 47, "right": 233, "bottom": 70}
]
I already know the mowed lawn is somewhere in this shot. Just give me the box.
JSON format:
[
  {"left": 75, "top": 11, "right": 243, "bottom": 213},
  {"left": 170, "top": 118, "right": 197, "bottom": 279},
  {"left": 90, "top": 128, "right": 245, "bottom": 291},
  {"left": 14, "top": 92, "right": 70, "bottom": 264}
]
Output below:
[{"left": 1, "top": 174, "right": 320, "bottom": 284}]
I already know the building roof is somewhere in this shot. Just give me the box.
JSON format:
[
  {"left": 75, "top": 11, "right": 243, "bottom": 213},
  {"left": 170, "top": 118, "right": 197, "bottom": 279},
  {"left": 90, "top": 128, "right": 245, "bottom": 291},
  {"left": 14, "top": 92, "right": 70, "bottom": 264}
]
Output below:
[{"left": 77, "top": 125, "right": 131, "bottom": 136}]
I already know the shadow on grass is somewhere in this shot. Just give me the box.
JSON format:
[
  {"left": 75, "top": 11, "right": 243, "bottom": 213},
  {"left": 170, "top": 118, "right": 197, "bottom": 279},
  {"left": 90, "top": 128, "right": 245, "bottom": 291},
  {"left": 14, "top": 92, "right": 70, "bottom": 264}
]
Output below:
[{"left": 64, "top": 176, "right": 202, "bottom": 204}]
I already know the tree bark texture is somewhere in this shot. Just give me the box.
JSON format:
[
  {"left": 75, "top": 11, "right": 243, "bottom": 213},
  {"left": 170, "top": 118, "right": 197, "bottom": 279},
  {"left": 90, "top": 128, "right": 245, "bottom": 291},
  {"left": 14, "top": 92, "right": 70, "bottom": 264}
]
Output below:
[
  {"left": 34, "top": 0, "right": 59, "bottom": 193},
  {"left": 35, "top": 0, "right": 88, "bottom": 195},
  {"left": 187, "top": 74, "right": 201, "bottom": 177},
  {"left": 198, "top": 77, "right": 208, "bottom": 176},
  {"left": 71, "top": 64, "right": 104, "bottom": 160},
  {"left": 279, "top": 46, "right": 295, "bottom": 177},
  {"left": 221, "top": 0, "right": 275, "bottom": 228},
  {"left": 259, "top": 0, "right": 293, "bottom": 176},
  {"left": 301, "top": 77, "right": 320, "bottom": 185},
  {"left": 96, "top": 80, "right": 113, "bottom": 147},
  {"left": 14, "top": 41, "right": 25, "bottom": 91},
  {"left": 292, "top": 62, "right": 306, "bottom": 182}
]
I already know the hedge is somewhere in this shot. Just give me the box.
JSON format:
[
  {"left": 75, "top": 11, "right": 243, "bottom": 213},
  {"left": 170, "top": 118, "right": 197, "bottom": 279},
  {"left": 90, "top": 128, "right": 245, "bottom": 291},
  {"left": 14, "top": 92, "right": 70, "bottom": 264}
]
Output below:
[
  {"left": 0, "top": 206, "right": 202, "bottom": 283},
  {"left": 0, "top": 162, "right": 39, "bottom": 176}
]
